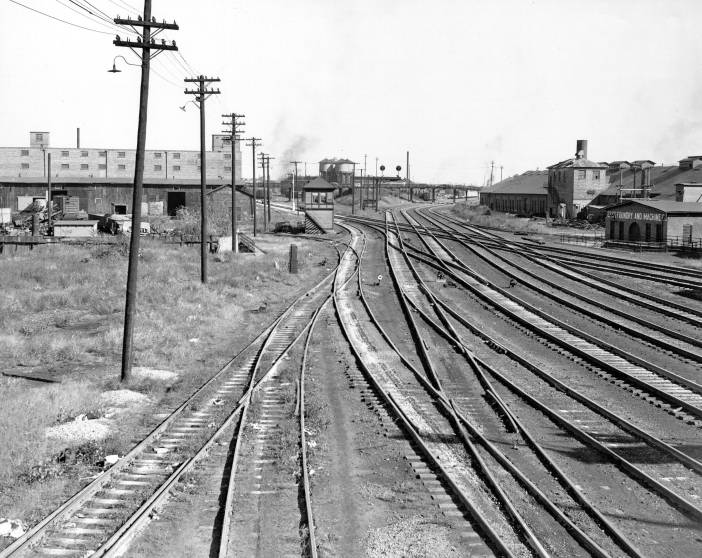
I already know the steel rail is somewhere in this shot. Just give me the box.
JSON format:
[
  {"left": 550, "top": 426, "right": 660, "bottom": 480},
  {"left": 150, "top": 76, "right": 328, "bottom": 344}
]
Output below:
[
  {"left": 394, "top": 212, "right": 702, "bottom": 520},
  {"left": 335, "top": 222, "right": 516, "bottom": 558},
  {"left": 299, "top": 304, "right": 323, "bottom": 558},
  {"left": 103, "top": 248, "right": 349, "bottom": 557},
  {"left": 382, "top": 214, "right": 550, "bottom": 558},
  {"left": 401, "top": 215, "right": 702, "bottom": 417},
  {"left": 385, "top": 213, "right": 626, "bottom": 558},
  {"left": 216, "top": 240, "right": 357, "bottom": 558},
  {"left": 428, "top": 207, "right": 702, "bottom": 281},
  {"left": 1, "top": 247, "right": 347, "bottom": 558},
  {"left": 382, "top": 213, "right": 702, "bottom": 474},
  {"left": 419, "top": 208, "right": 702, "bottom": 322},
  {"left": 451, "top": 233, "right": 702, "bottom": 352},
  {"left": 389, "top": 220, "right": 702, "bottom": 521}
]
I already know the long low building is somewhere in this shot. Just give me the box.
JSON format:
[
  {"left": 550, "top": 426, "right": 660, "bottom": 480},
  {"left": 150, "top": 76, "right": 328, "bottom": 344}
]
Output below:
[
  {"left": 479, "top": 170, "right": 548, "bottom": 216},
  {"left": 1, "top": 130, "right": 241, "bottom": 183},
  {"left": 605, "top": 199, "right": 702, "bottom": 246}
]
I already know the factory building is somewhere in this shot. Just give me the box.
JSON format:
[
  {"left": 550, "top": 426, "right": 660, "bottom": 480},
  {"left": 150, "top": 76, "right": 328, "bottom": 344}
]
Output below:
[
  {"left": 547, "top": 140, "right": 608, "bottom": 218},
  {"left": 0, "top": 130, "right": 246, "bottom": 216},
  {"left": 1, "top": 131, "right": 241, "bottom": 183},
  {"left": 605, "top": 199, "right": 702, "bottom": 246},
  {"left": 478, "top": 171, "right": 548, "bottom": 216}
]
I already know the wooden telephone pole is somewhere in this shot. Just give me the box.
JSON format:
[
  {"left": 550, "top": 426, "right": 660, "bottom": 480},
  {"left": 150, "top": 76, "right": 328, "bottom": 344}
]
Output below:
[
  {"left": 265, "top": 155, "right": 275, "bottom": 226},
  {"left": 290, "top": 160, "right": 302, "bottom": 211},
  {"left": 222, "top": 113, "right": 245, "bottom": 252},
  {"left": 113, "top": 0, "right": 178, "bottom": 383},
  {"left": 245, "top": 137, "right": 262, "bottom": 236},
  {"left": 258, "top": 152, "right": 267, "bottom": 232},
  {"left": 184, "top": 75, "right": 221, "bottom": 284}
]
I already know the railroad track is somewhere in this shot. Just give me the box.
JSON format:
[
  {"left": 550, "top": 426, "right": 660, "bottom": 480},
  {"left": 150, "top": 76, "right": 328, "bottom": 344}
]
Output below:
[
  {"left": 425, "top": 208, "right": 702, "bottom": 290},
  {"left": 418, "top": 208, "right": 702, "bottom": 328},
  {"left": 409, "top": 211, "right": 702, "bottom": 389},
  {"left": 394, "top": 211, "right": 702, "bottom": 426},
  {"left": 0, "top": 243, "right": 350, "bottom": 558},
  {"left": 379, "top": 211, "right": 702, "bottom": 555}
]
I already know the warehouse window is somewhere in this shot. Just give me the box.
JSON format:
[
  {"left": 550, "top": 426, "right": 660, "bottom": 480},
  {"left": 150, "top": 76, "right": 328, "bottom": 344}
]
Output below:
[
  {"left": 81, "top": 164, "right": 89, "bottom": 170},
  {"left": 81, "top": 151, "right": 88, "bottom": 157},
  {"left": 20, "top": 149, "right": 29, "bottom": 156},
  {"left": 61, "top": 163, "right": 69, "bottom": 169},
  {"left": 224, "top": 166, "right": 231, "bottom": 172},
  {"left": 118, "top": 164, "right": 126, "bottom": 170},
  {"left": 99, "top": 150, "right": 107, "bottom": 157},
  {"left": 593, "top": 170, "right": 601, "bottom": 180},
  {"left": 173, "top": 165, "right": 181, "bottom": 172},
  {"left": 224, "top": 153, "right": 231, "bottom": 159},
  {"left": 61, "top": 150, "right": 69, "bottom": 157},
  {"left": 577, "top": 170, "right": 586, "bottom": 179},
  {"left": 98, "top": 164, "right": 107, "bottom": 170},
  {"left": 656, "top": 224, "right": 663, "bottom": 242},
  {"left": 35, "top": 133, "right": 43, "bottom": 142},
  {"left": 154, "top": 152, "right": 162, "bottom": 158},
  {"left": 21, "top": 163, "right": 29, "bottom": 169},
  {"left": 173, "top": 152, "right": 181, "bottom": 159},
  {"left": 118, "top": 151, "right": 126, "bottom": 158},
  {"left": 154, "top": 164, "right": 162, "bottom": 171},
  {"left": 618, "top": 221, "right": 624, "bottom": 239},
  {"left": 645, "top": 223, "right": 651, "bottom": 242}
]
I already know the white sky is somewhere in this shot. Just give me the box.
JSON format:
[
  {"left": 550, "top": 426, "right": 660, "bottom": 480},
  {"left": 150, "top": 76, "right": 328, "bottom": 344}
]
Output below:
[{"left": 1, "top": 0, "right": 702, "bottom": 184}]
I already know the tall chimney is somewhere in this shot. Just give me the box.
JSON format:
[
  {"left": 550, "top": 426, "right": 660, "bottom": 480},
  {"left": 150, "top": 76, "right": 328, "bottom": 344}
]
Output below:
[
  {"left": 576, "top": 139, "right": 588, "bottom": 160},
  {"left": 77, "top": 128, "right": 80, "bottom": 149}
]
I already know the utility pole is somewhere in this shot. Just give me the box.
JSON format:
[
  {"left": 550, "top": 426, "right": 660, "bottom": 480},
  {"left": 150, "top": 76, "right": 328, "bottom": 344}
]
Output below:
[
  {"left": 500, "top": 165, "right": 503, "bottom": 183},
  {"left": 290, "top": 160, "right": 302, "bottom": 211},
  {"left": 352, "top": 162, "right": 356, "bottom": 214},
  {"left": 351, "top": 162, "right": 356, "bottom": 215},
  {"left": 184, "top": 75, "right": 221, "bottom": 284},
  {"left": 222, "top": 113, "right": 245, "bottom": 252},
  {"left": 245, "top": 137, "right": 262, "bottom": 236},
  {"left": 407, "top": 151, "right": 411, "bottom": 202},
  {"left": 489, "top": 160, "right": 495, "bottom": 187},
  {"left": 265, "top": 155, "right": 274, "bottom": 225},
  {"left": 47, "top": 153, "right": 52, "bottom": 232},
  {"left": 113, "top": 1, "right": 178, "bottom": 383},
  {"left": 258, "top": 152, "right": 267, "bottom": 231}
]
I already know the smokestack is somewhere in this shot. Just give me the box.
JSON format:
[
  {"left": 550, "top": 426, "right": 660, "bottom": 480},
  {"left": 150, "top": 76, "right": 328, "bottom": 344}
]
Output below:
[
  {"left": 576, "top": 139, "right": 588, "bottom": 160},
  {"left": 77, "top": 128, "right": 80, "bottom": 149}
]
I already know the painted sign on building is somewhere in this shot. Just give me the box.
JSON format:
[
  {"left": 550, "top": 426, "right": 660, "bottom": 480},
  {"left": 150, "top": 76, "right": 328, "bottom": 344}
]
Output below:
[{"left": 607, "top": 211, "right": 664, "bottom": 221}]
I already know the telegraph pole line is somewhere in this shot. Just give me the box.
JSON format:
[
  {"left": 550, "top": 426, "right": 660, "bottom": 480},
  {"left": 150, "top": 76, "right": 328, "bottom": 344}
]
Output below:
[
  {"left": 258, "top": 152, "right": 267, "bottom": 232},
  {"left": 245, "top": 137, "right": 262, "bottom": 236},
  {"left": 489, "top": 160, "right": 495, "bottom": 187},
  {"left": 113, "top": 0, "right": 178, "bottom": 384},
  {"left": 265, "top": 155, "right": 275, "bottom": 226},
  {"left": 184, "top": 75, "right": 221, "bottom": 284},
  {"left": 500, "top": 165, "right": 503, "bottom": 183},
  {"left": 290, "top": 160, "right": 302, "bottom": 212},
  {"left": 222, "top": 112, "right": 245, "bottom": 252}
]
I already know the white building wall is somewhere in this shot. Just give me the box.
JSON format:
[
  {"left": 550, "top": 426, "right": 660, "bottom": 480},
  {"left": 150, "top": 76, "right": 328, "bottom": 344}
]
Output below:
[{"left": 0, "top": 139, "right": 242, "bottom": 183}]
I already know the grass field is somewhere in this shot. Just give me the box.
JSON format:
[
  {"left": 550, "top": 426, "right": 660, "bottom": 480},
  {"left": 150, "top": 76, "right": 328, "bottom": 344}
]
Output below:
[{"left": 0, "top": 234, "right": 337, "bottom": 534}]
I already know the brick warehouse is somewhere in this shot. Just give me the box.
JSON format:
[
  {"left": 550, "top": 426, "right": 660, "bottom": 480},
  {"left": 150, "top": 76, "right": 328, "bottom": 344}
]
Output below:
[{"left": 0, "top": 131, "right": 243, "bottom": 214}]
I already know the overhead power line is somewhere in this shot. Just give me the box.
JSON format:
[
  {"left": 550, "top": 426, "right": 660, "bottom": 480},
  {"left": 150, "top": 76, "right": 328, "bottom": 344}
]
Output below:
[
  {"left": 8, "top": 0, "right": 113, "bottom": 34},
  {"left": 104, "top": 0, "right": 138, "bottom": 13},
  {"left": 52, "top": 0, "right": 119, "bottom": 32}
]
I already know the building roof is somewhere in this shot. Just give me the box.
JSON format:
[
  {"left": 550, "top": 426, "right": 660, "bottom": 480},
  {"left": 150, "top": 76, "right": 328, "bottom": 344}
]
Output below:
[
  {"left": 676, "top": 182, "right": 702, "bottom": 187},
  {"left": 679, "top": 155, "right": 702, "bottom": 162},
  {"left": 548, "top": 157, "right": 607, "bottom": 170},
  {"left": 481, "top": 170, "right": 548, "bottom": 195},
  {"left": 303, "top": 177, "right": 335, "bottom": 191},
  {"left": 594, "top": 165, "right": 702, "bottom": 202},
  {"left": 54, "top": 220, "right": 99, "bottom": 225},
  {"left": 632, "top": 160, "right": 656, "bottom": 166},
  {"left": 607, "top": 199, "right": 702, "bottom": 214}
]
